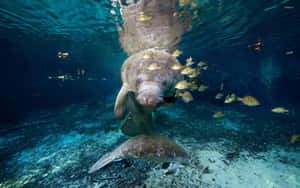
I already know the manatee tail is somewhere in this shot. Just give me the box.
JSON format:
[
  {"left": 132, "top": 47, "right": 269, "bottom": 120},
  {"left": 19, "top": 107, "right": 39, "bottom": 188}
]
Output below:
[{"left": 88, "top": 151, "right": 121, "bottom": 174}]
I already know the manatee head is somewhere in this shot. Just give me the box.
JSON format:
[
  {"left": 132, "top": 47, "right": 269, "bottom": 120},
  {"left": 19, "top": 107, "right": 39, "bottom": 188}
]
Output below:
[
  {"left": 135, "top": 72, "right": 177, "bottom": 107},
  {"left": 132, "top": 49, "right": 182, "bottom": 107}
]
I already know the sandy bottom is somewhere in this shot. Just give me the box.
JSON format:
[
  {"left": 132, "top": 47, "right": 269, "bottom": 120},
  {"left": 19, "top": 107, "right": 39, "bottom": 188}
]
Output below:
[
  {"left": 1, "top": 97, "right": 299, "bottom": 187},
  {"left": 142, "top": 142, "right": 300, "bottom": 188}
]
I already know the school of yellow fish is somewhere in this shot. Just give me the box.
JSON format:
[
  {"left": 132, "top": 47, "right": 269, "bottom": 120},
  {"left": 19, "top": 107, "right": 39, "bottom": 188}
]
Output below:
[
  {"left": 175, "top": 0, "right": 298, "bottom": 143},
  {"left": 170, "top": 49, "right": 210, "bottom": 104},
  {"left": 169, "top": 48, "right": 293, "bottom": 119},
  {"left": 173, "top": 47, "right": 298, "bottom": 143}
]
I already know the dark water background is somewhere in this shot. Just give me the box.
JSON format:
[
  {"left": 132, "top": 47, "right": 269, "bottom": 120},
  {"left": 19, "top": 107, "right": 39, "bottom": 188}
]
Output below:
[
  {"left": 0, "top": 0, "right": 299, "bottom": 130},
  {"left": 0, "top": 1, "right": 300, "bottom": 186}
]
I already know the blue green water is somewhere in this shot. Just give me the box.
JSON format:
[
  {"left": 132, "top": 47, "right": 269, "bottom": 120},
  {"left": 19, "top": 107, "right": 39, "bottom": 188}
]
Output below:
[{"left": 0, "top": 0, "right": 299, "bottom": 187}]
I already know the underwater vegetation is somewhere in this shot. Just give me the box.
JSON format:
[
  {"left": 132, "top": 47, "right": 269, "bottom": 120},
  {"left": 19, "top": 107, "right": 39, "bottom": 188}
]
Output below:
[{"left": 0, "top": 0, "right": 300, "bottom": 187}]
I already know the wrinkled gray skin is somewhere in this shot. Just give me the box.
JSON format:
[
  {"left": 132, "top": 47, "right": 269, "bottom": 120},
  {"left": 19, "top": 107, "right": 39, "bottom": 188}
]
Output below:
[
  {"left": 118, "top": 0, "right": 183, "bottom": 56},
  {"left": 114, "top": 49, "right": 182, "bottom": 136},
  {"left": 88, "top": 134, "right": 189, "bottom": 174},
  {"left": 113, "top": 0, "right": 184, "bottom": 136}
]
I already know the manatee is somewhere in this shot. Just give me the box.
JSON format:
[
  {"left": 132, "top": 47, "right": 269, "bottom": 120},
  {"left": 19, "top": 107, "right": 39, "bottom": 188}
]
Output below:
[
  {"left": 114, "top": 49, "right": 183, "bottom": 136},
  {"left": 113, "top": 0, "right": 184, "bottom": 136},
  {"left": 88, "top": 133, "right": 189, "bottom": 174}
]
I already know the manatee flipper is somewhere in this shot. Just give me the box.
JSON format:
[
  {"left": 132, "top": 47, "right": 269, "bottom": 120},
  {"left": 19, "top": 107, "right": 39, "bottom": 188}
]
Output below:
[
  {"left": 121, "top": 112, "right": 153, "bottom": 136},
  {"left": 121, "top": 92, "right": 154, "bottom": 136},
  {"left": 114, "top": 85, "right": 129, "bottom": 120}
]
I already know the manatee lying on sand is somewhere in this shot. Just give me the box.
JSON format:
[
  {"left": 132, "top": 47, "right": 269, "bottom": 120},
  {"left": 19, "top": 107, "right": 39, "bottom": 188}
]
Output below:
[{"left": 88, "top": 133, "right": 189, "bottom": 174}]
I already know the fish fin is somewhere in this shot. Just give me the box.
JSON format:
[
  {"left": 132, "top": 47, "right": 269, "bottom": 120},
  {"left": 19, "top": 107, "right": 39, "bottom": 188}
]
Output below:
[
  {"left": 121, "top": 93, "right": 154, "bottom": 136},
  {"left": 88, "top": 151, "right": 120, "bottom": 174},
  {"left": 114, "top": 85, "right": 129, "bottom": 120}
]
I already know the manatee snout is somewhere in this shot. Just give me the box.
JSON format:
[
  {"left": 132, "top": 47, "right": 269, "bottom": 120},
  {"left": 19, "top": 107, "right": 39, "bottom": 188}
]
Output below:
[
  {"left": 136, "top": 92, "right": 163, "bottom": 107},
  {"left": 136, "top": 81, "right": 164, "bottom": 107}
]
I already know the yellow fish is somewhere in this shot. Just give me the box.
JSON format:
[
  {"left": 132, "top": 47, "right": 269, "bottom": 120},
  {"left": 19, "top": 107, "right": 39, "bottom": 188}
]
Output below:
[
  {"left": 188, "top": 78, "right": 201, "bottom": 85},
  {"left": 188, "top": 70, "right": 200, "bottom": 78},
  {"left": 138, "top": 12, "right": 152, "bottom": 22},
  {"left": 215, "top": 93, "right": 223, "bottom": 100},
  {"left": 57, "top": 75, "right": 65, "bottom": 79},
  {"left": 189, "top": 83, "right": 198, "bottom": 91},
  {"left": 178, "top": 91, "right": 193, "bottom": 103},
  {"left": 197, "top": 61, "right": 207, "bottom": 67},
  {"left": 143, "top": 51, "right": 155, "bottom": 59},
  {"left": 186, "top": 57, "right": 194, "bottom": 66},
  {"left": 224, "top": 93, "right": 237, "bottom": 104},
  {"left": 172, "top": 49, "right": 183, "bottom": 57},
  {"left": 175, "top": 80, "right": 190, "bottom": 90},
  {"left": 213, "top": 112, "right": 225, "bottom": 118},
  {"left": 237, "top": 96, "right": 260, "bottom": 106},
  {"left": 173, "top": 12, "right": 178, "bottom": 17},
  {"left": 186, "top": 62, "right": 194, "bottom": 67},
  {"left": 181, "top": 67, "right": 195, "bottom": 75},
  {"left": 198, "top": 85, "right": 208, "bottom": 92},
  {"left": 179, "top": 0, "right": 191, "bottom": 7},
  {"left": 191, "top": 2, "right": 198, "bottom": 8},
  {"left": 57, "top": 52, "right": 69, "bottom": 58},
  {"left": 272, "top": 107, "right": 289, "bottom": 114},
  {"left": 171, "top": 63, "right": 185, "bottom": 70},
  {"left": 290, "top": 135, "right": 300, "bottom": 144},
  {"left": 147, "top": 63, "right": 161, "bottom": 71}
]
